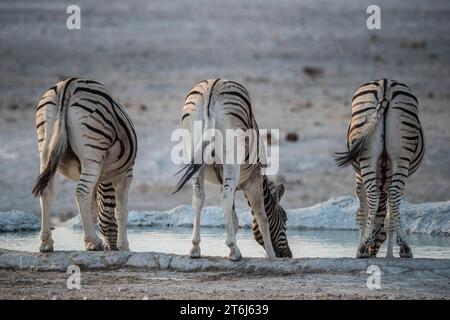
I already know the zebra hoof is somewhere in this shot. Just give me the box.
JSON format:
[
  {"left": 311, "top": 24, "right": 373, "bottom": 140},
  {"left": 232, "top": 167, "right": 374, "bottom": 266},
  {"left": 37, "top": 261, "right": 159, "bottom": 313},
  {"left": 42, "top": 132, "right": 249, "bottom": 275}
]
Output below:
[
  {"left": 356, "top": 244, "right": 370, "bottom": 258},
  {"left": 85, "top": 241, "right": 103, "bottom": 251},
  {"left": 189, "top": 246, "right": 201, "bottom": 259},
  {"left": 39, "top": 241, "right": 54, "bottom": 252},
  {"left": 118, "top": 244, "right": 130, "bottom": 251},
  {"left": 399, "top": 245, "right": 413, "bottom": 258},
  {"left": 229, "top": 248, "right": 242, "bottom": 261},
  {"left": 102, "top": 243, "right": 118, "bottom": 251}
]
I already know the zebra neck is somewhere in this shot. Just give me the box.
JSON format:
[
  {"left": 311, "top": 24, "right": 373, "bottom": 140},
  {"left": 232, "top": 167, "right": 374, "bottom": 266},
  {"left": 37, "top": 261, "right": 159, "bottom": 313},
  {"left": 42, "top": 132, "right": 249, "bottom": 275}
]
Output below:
[
  {"left": 262, "top": 175, "right": 281, "bottom": 221},
  {"left": 248, "top": 175, "right": 284, "bottom": 246}
]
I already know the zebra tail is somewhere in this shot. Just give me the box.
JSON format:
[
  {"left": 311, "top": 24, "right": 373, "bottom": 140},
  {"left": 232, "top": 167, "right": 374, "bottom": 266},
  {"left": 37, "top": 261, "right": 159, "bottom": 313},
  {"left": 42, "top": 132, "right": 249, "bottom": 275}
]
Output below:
[
  {"left": 173, "top": 84, "right": 214, "bottom": 194},
  {"left": 172, "top": 163, "right": 203, "bottom": 194},
  {"left": 172, "top": 124, "right": 208, "bottom": 194},
  {"left": 32, "top": 87, "right": 69, "bottom": 197},
  {"left": 172, "top": 135, "right": 208, "bottom": 194},
  {"left": 333, "top": 99, "right": 388, "bottom": 168}
]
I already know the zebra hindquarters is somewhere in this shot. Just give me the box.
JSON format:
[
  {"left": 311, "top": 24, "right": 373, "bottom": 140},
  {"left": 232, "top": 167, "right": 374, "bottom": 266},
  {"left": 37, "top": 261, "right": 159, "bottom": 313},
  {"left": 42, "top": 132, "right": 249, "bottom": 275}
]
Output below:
[{"left": 97, "top": 182, "right": 118, "bottom": 251}]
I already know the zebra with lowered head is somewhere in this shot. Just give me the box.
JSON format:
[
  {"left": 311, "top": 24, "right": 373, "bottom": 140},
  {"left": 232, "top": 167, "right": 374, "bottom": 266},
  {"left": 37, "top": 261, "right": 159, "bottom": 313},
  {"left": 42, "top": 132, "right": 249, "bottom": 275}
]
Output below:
[
  {"left": 173, "top": 79, "right": 292, "bottom": 260},
  {"left": 33, "top": 77, "right": 137, "bottom": 252},
  {"left": 334, "top": 79, "right": 424, "bottom": 258}
]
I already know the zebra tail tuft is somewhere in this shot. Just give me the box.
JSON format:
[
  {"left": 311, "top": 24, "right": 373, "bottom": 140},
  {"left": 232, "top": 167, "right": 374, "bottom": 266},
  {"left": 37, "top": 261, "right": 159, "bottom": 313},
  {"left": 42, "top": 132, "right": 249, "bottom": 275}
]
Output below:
[
  {"left": 334, "top": 99, "right": 388, "bottom": 168},
  {"left": 172, "top": 163, "right": 202, "bottom": 194},
  {"left": 333, "top": 138, "right": 365, "bottom": 168},
  {"left": 32, "top": 91, "right": 69, "bottom": 197}
]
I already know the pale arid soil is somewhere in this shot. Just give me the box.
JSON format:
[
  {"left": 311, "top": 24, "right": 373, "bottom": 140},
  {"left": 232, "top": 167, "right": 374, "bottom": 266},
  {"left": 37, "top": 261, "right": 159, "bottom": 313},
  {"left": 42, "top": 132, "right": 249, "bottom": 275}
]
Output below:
[
  {"left": 0, "top": 250, "right": 449, "bottom": 300},
  {"left": 0, "top": 0, "right": 449, "bottom": 221},
  {"left": 1, "top": 269, "right": 449, "bottom": 300}
]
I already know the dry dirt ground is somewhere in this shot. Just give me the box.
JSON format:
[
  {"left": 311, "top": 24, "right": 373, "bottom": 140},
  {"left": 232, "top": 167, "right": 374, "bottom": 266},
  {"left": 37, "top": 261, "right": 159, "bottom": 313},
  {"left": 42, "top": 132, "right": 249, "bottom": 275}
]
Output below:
[
  {"left": 0, "top": 250, "right": 449, "bottom": 300},
  {"left": 0, "top": 0, "right": 449, "bottom": 221},
  {"left": 1, "top": 269, "right": 449, "bottom": 300}
]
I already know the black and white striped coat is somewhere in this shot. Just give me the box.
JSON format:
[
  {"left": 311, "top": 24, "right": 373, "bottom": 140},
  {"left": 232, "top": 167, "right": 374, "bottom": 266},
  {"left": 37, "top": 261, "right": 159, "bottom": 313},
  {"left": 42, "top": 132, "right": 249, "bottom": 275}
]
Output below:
[
  {"left": 33, "top": 78, "right": 137, "bottom": 252},
  {"left": 335, "top": 79, "right": 424, "bottom": 258},
  {"left": 174, "top": 79, "right": 292, "bottom": 260}
]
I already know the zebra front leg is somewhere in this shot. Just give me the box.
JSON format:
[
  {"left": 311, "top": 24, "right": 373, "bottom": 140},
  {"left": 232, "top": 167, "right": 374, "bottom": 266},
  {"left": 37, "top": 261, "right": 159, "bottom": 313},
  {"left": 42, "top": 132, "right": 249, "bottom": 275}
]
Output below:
[
  {"left": 190, "top": 169, "right": 204, "bottom": 258},
  {"left": 388, "top": 173, "right": 412, "bottom": 258},
  {"left": 75, "top": 166, "right": 103, "bottom": 251},
  {"left": 39, "top": 178, "right": 54, "bottom": 252},
  {"left": 113, "top": 174, "right": 133, "bottom": 251},
  {"left": 222, "top": 165, "right": 242, "bottom": 261}
]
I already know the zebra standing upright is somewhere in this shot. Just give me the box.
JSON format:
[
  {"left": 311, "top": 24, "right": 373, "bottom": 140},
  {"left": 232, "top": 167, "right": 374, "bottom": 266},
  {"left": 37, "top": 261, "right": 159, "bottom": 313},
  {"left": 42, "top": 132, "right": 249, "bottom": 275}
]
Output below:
[
  {"left": 334, "top": 79, "right": 424, "bottom": 258},
  {"left": 173, "top": 79, "right": 292, "bottom": 260},
  {"left": 33, "top": 78, "right": 137, "bottom": 252}
]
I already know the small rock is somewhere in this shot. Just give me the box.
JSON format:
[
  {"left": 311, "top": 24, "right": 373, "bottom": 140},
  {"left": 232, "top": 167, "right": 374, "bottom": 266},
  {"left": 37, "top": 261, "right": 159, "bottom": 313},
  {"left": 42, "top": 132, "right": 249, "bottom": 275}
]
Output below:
[
  {"left": 286, "top": 132, "right": 298, "bottom": 142},
  {"left": 291, "top": 100, "right": 313, "bottom": 112},
  {"left": 400, "top": 40, "right": 426, "bottom": 49},
  {"left": 374, "top": 54, "right": 385, "bottom": 63},
  {"left": 302, "top": 66, "right": 323, "bottom": 78}
]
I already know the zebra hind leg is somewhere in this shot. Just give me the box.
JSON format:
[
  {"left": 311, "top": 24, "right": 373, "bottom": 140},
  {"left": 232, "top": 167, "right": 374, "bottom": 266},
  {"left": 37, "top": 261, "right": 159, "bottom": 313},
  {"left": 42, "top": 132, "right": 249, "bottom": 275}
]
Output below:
[
  {"left": 232, "top": 201, "right": 239, "bottom": 235},
  {"left": 112, "top": 174, "right": 133, "bottom": 251},
  {"left": 385, "top": 210, "right": 395, "bottom": 258},
  {"left": 221, "top": 164, "right": 242, "bottom": 261},
  {"left": 190, "top": 168, "right": 204, "bottom": 258},
  {"left": 355, "top": 173, "right": 367, "bottom": 248},
  {"left": 357, "top": 177, "right": 381, "bottom": 258},
  {"left": 75, "top": 165, "right": 104, "bottom": 251},
  {"left": 97, "top": 182, "right": 118, "bottom": 251},
  {"left": 388, "top": 172, "right": 412, "bottom": 258},
  {"left": 39, "top": 178, "right": 55, "bottom": 252},
  {"left": 370, "top": 190, "right": 388, "bottom": 257}
]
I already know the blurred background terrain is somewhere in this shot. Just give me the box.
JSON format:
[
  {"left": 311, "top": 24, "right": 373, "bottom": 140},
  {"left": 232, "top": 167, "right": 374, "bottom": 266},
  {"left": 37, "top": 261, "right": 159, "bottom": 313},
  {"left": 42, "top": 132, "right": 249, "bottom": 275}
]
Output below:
[{"left": 0, "top": 0, "right": 449, "bottom": 222}]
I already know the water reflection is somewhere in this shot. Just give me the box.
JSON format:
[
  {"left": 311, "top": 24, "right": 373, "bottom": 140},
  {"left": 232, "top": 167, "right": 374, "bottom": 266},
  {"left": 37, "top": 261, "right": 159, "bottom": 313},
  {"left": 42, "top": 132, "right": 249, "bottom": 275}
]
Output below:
[{"left": 0, "top": 227, "right": 449, "bottom": 259}]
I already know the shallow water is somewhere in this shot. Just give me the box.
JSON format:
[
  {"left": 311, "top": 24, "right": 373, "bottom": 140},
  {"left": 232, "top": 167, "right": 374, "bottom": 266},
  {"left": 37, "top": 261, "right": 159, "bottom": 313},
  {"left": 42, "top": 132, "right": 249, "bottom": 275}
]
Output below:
[{"left": 1, "top": 227, "right": 449, "bottom": 259}]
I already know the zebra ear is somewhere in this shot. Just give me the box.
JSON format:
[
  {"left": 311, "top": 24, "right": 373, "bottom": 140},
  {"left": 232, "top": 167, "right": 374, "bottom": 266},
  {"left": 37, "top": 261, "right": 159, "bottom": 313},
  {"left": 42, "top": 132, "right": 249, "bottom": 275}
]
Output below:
[{"left": 274, "top": 183, "right": 285, "bottom": 203}]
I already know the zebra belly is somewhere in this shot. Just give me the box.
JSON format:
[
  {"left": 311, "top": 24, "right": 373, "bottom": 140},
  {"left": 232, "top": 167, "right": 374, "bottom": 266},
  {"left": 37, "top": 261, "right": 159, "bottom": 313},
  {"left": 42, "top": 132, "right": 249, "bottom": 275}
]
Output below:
[
  {"left": 203, "top": 164, "right": 254, "bottom": 189},
  {"left": 57, "top": 149, "right": 81, "bottom": 181}
]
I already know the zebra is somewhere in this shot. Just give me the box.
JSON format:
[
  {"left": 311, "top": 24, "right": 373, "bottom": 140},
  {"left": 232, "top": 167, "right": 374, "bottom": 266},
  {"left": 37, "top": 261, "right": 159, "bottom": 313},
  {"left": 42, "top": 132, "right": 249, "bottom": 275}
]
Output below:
[
  {"left": 32, "top": 77, "right": 137, "bottom": 252},
  {"left": 173, "top": 79, "right": 292, "bottom": 260},
  {"left": 334, "top": 79, "right": 424, "bottom": 258}
]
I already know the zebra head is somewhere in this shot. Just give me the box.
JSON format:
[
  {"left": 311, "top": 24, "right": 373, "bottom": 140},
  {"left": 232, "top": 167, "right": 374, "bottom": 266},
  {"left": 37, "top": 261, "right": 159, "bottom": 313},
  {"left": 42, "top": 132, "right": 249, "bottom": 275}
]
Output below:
[{"left": 250, "top": 177, "right": 292, "bottom": 258}]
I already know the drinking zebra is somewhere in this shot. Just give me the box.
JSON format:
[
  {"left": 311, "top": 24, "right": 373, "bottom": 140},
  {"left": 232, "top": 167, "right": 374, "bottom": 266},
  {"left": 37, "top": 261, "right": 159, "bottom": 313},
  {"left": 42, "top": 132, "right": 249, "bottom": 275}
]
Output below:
[
  {"left": 173, "top": 79, "right": 292, "bottom": 260},
  {"left": 334, "top": 79, "right": 424, "bottom": 258},
  {"left": 33, "top": 78, "right": 137, "bottom": 252}
]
